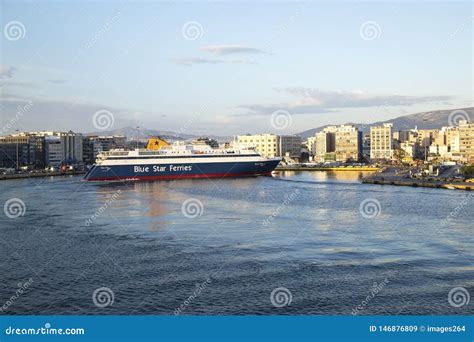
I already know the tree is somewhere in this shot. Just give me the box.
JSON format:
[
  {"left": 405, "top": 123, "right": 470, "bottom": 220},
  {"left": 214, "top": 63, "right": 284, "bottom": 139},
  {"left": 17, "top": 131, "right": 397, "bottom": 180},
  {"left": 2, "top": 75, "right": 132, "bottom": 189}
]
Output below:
[
  {"left": 461, "top": 165, "right": 474, "bottom": 178},
  {"left": 392, "top": 148, "right": 407, "bottom": 163}
]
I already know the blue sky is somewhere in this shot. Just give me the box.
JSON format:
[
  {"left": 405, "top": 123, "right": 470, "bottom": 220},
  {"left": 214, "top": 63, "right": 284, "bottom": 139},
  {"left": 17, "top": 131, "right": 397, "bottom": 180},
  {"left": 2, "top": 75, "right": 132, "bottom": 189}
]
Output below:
[{"left": 0, "top": 0, "right": 472, "bottom": 136}]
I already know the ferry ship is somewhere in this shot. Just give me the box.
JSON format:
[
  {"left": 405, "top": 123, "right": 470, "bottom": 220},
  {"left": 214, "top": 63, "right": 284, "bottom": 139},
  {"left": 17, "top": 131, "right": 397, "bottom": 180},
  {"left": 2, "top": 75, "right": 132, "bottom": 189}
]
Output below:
[{"left": 84, "top": 137, "right": 281, "bottom": 181}]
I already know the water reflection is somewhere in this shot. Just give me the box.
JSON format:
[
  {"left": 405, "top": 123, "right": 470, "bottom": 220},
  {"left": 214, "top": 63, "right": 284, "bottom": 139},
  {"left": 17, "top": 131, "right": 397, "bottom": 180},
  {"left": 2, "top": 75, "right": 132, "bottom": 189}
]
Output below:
[{"left": 274, "top": 170, "right": 375, "bottom": 182}]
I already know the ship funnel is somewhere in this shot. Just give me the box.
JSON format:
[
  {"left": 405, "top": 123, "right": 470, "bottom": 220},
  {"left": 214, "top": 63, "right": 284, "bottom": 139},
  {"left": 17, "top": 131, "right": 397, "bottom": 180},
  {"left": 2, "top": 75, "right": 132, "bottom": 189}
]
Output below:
[{"left": 146, "top": 137, "right": 169, "bottom": 150}]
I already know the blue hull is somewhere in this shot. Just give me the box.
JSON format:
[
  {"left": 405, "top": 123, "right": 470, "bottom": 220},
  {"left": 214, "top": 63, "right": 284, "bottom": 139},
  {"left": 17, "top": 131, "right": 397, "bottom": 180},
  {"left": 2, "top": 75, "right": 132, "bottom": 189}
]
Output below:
[{"left": 84, "top": 160, "right": 280, "bottom": 181}]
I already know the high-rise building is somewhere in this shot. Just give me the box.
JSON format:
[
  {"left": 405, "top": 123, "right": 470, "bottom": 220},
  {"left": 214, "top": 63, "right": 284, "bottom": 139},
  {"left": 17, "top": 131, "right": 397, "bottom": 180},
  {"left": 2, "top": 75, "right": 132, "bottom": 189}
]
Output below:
[
  {"left": 82, "top": 135, "right": 125, "bottom": 165},
  {"left": 314, "top": 126, "right": 336, "bottom": 162},
  {"left": 370, "top": 124, "right": 393, "bottom": 160},
  {"left": 60, "top": 131, "right": 83, "bottom": 165},
  {"left": 459, "top": 120, "right": 474, "bottom": 163},
  {"left": 44, "top": 136, "right": 63, "bottom": 167},
  {"left": 334, "top": 125, "right": 362, "bottom": 162},
  {"left": 0, "top": 134, "right": 45, "bottom": 169},
  {"left": 311, "top": 125, "right": 362, "bottom": 162},
  {"left": 0, "top": 131, "right": 84, "bottom": 168}
]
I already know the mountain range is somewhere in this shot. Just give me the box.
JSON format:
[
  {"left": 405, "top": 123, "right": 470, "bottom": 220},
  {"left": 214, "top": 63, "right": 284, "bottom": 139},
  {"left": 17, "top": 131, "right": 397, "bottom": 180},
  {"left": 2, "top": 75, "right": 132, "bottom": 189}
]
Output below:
[
  {"left": 87, "top": 127, "right": 232, "bottom": 142},
  {"left": 296, "top": 107, "right": 473, "bottom": 138},
  {"left": 88, "top": 107, "right": 473, "bottom": 141}
]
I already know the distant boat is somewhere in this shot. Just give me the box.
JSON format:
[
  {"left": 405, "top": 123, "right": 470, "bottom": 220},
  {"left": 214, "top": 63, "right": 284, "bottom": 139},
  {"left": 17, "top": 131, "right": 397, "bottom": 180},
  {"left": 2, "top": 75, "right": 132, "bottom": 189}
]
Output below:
[{"left": 84, "top": 137, "right": 281, "bottom": 181}]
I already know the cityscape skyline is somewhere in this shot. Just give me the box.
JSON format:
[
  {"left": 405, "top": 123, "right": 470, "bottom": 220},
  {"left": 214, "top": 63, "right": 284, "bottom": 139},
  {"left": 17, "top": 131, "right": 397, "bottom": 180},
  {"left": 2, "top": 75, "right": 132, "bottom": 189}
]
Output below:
[{"left": 1, "top": 1, "right": 472, "bottom": 135}]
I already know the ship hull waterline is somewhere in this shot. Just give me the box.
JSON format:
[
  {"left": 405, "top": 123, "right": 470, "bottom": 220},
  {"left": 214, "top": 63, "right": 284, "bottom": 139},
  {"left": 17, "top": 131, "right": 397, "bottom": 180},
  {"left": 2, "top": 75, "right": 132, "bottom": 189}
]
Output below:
[{"left": 83, "top": 159, "right": 281, "bottom": 181}]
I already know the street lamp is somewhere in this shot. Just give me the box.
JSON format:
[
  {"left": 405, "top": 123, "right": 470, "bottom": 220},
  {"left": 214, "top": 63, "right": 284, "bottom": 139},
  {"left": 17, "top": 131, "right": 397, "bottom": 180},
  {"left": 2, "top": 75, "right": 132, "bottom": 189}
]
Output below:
[{"left": 136, "top": 126, "right": 139, "bottom": 149}]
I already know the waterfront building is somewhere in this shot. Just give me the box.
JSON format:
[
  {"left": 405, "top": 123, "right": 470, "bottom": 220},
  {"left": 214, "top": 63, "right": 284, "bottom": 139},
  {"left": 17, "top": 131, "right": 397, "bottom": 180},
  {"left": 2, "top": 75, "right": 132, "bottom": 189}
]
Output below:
[
  {"left": 0, "top": 131, "right": 84, "bottom": 168},
  {"left": 311, "top": 125, "right": 362, "bottom": 163},
  {"left": 84, "top": 135, "right": 125, "bottom": 152},
  {"left": 0, "top": 134, "right": 46, "bottom": 169},
  {"left": 314, "top": 126, "right": 336, "bottom": 162},
  {"left": 428, "top": 126, "right": 462, "bottom": 162},
  {"left": 60, "top": 131, "right": 83, "bottom": 165},
  {"left": 306, "top": 136, "right": 317, "bottom": 156},
  {"left": 83, "top": 138, "right": 101, "bottom": 165},
  {"left": 83, "top": 135, "right": 125, "bottom": 165},
  {"left": 370, "top": 124, "right": 394, "bottom": 160},
  {"left": 192, "top": 137, "right": 219, "bottom": 148},
  {"left": 0, "top": 135, "right": 32, "bottom": 169},
  {"left": 459, "top": 120, "right": 474, "bottom": 163},
  {"left": 237, "top": 134, "right": 301, "bottom": 159},
  {"left": 44, "top": 136, "right": 63, "bottom": 167},
  {"left": 334, "top": 125, "right": 362, "bottom": 162}
]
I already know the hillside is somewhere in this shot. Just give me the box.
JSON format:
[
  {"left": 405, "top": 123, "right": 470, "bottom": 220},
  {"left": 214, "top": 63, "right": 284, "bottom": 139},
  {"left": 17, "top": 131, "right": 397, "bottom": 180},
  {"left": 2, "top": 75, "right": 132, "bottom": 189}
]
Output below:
[
  {"left": 297, "top": 107, "right": 473, "bottom": 138},
  {"left": 87, "top": 126, "right": 231, "bottom": 142}
]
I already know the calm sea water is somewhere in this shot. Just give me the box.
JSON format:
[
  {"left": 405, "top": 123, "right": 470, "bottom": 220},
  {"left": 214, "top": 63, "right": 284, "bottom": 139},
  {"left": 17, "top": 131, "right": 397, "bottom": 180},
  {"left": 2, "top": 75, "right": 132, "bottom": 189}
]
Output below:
[{"left": 0, "top": 171, "right": 473, "bottom": 315}]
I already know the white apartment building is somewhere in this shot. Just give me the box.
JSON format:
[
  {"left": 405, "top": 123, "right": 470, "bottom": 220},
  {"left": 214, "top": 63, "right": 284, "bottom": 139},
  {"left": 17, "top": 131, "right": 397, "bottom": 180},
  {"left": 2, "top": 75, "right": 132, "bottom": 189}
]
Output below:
[
  {"left": 237, "top": 134, "right": 301, "bottom": 159},
  {"left": 459, "top": 120, "right": 474, "bottom": 163},
  {"left": 314, "top": 126, "right": 337, "bottom": 162},
  {"left": 33, "top": 131, "right": 83, "bottom": 166},
  {"left": 306, "top": 136, "right": 317, "bottom": 156},
  {"left": 44, "top": 136, "right": 63, "bottom": 166},
  {"left": 370, "top": 123, "right": 393, "bottom": 160},
  {"left": 428, "top": 126, "right": 461, "bottom": 162}
]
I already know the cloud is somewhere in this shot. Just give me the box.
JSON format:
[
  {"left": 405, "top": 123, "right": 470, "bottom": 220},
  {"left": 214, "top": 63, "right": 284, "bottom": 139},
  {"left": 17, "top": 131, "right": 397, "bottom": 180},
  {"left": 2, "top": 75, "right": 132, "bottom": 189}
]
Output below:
[
  {"left": 0, "top": 65, "right": 17, "bottom": 79},
  {"left": 48, "top": 79, "right": 66, "bottom": 84},
  {"left": 173, "top": 58, "right": 258, "bottom": 66},
  {"left": 236, "top": 87, "right": 452, "bottom": 115},
  {"left": 281, "top": 88, "right": 451, "bottom": 108},
  {"left": 0, "top": 92, "right": 128, "bottom": 133},
  {"left": 200, "top": 45, "right": 270, "bottom": 56},
  {"left": 0, "top": 81, "right": 35, "bottom": 89},
  {"left": 235, "top": 104, "right": 335, "bottom": 116}
]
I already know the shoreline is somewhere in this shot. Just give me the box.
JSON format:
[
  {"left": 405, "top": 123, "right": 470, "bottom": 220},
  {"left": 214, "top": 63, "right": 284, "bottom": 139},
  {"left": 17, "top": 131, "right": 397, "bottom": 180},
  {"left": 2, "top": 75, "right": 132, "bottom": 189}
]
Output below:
[
  {"left": 0, "top": 171, "right": 86, "bottom": 181},
  {"left": 361, "top": 177, "right": 472, "bottom": 191},
  {"left": 276, "top": 166, "right": 380, "bottom": 172},
  {"left": 2, "top": 168, "right": 471, "bottom": 191}
]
